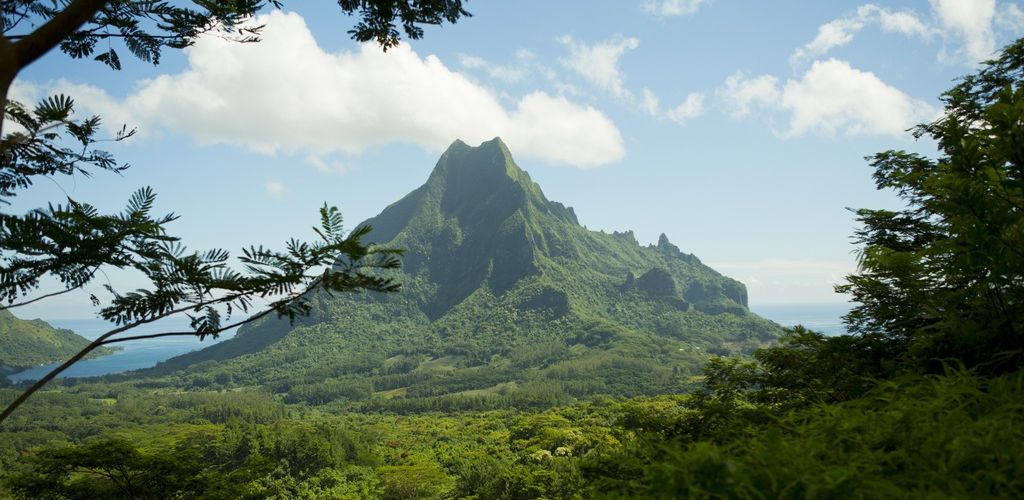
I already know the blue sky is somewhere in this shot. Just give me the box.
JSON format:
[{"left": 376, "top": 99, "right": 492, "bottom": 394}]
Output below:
[{"left": 8, "top": 0, "right": 1024, "bottom": 318}]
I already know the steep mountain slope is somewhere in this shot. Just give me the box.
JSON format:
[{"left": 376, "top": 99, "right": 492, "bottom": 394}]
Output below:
[
  {"left": 0, "top": 310, "right": 113, "bottom": 374},
  {"left": 151, "top": 138, "right": 782, "bottom": 409}
]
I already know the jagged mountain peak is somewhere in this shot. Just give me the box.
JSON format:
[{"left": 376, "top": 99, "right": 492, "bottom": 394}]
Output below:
[
  {"left": 429, "top": 137, "right": 546, "bottom": 210},
  {"left": 362, "top": 138, "right": 578, "bottom": 247},
  {"left": 153, "top": 139, "right": 780, "bottom": 387}
]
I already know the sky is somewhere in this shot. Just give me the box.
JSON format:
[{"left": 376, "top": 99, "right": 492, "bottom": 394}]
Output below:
[{"left": 7, "top": 0, "right": 1024, "bottom": 319}]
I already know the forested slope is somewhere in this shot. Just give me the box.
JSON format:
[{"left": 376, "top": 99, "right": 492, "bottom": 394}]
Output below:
[
  {"left": 0, "top": 311, "right": 113, "bottom": 374},
  {"left": 144, "top": 138, "right": 780, "bottom": 409}
]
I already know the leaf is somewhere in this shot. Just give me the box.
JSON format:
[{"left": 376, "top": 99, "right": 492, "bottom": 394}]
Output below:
[{"left": 94, "top": 49, "right": 122, "bottom": 70}]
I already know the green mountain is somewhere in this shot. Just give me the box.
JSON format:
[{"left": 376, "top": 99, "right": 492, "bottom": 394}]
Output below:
[
  {"left": 151, "top": 138, "right": 782, "bottom": 410},
  {"left": 0, "top": 310, "right": 113, "bottom": 374}
]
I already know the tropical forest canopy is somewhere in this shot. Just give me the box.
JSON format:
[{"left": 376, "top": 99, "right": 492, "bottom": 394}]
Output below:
[{"left": 0, "top": 0, "right": 1022, "bottom": 497}]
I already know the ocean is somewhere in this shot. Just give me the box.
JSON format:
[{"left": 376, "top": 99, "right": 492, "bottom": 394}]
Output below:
[
  {"left": 7, "top": 303, "right": 850, "bottom": 382},
  {"left": 6, "top": 318, "right": 236, "bottom": 383},
  {"left": 751, "top": 302, "right": 850, "bottom": 336}
]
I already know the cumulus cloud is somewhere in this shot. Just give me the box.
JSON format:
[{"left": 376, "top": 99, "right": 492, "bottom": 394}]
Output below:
[
  {"left": 46, "top": 11, "right": 624, "bottom": 169},
  {"left": 642, "top": 0, "right": 712, "bottom": 17},
  {"left": 719, "top": 59, "right": 935, "bottom": 137},
  {"left": 558, "top": 35, "right": 639, "bottom": 99},
  {"left": 791, "top": 7, "right": 871, "bottom": 64},
  {"left": 931, "top": 0, "right": 997, "bottom": 63},
  {"left": 877, "top": 9, "right": 934, "bottom": 38},
  {"left": 792, "top": 1, "right": 1024, "bottom": 66},
  {"left": 505, "top": 92, "right": 625, "bottom": 166},
  {"left": 791, "top": 4, "right": 933, "bottom": 65},
  {"left": 718, "top": 73, "right": 780, "bottom": 119},
  {"left": 666, "top": 92, "right": 704, "bottom": 124},
  {"left": 8, "top": 80, "right": 41, "bottom": 104}
]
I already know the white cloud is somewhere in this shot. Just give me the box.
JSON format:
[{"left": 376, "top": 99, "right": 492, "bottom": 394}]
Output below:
[
  {"left": 877, "top": 9, "right": 933, "bottom": 38},
  {"left": 791, "top": 5, "right": 933, "bottom": 65},
  {"left": 666, "top": 92, "right": 704, "bottom": 124},
  {"left": 558, "top": 35, "right": 639, "bottom": 99},
  {"left": 265, "top": 180, "right": 286, "bottom": 198},
  {"left": 719, "top": 59, "right": 935, "bottom": 137},
  {"left": 792, "top": 1, "right": 1021, "bottom": 66},
  {"left": 640, "top": 88, "right": 660, "bottom": 115},
  {"left": 457, "top": 49, "right": 534, "bottom": 84},
  {"left": 8, "top": 80, "right": 41, "bottom": 105},
  {"left": 718, "top": 73, "right": 780, "bottom": 119},
  {"left": 791, "top": 9, "right": 870, "bottom": 64},
  {"left": 930, "top": 0, "right": 997, "bottom": 63},
  {"left": 45, "top": 11, "right": 624, "bottom": 169},
  {"left": 4, "top": 80, "right": 43, "bottom": 134},
  {"left": 642, "top": 0, "right": 712, "bottom": 17},
  {"left": 504, "top": 92, "right": 624, "bottom": 167}
]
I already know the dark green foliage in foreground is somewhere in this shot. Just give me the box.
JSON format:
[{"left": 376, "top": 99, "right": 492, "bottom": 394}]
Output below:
[
  {"left": 0, "top": 310, "right": 113, "bottom": 371},
  {"left": 3, "top": 31, "right": 1023, "bottom": 500},
  {"left": 2, "top": 363, "right": 1021, "bottom": 498},
  {"left": 594, "top": 366, "right": 1024, "bottom": 498},
  {"left": 838, "top": 38, "right": 1024, "bottom": 375}
]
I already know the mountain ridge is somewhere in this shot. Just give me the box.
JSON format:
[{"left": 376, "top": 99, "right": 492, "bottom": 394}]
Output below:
[
  {"left": 0, "top": 310, "right": 114, "bottom": 375},
  {"left": 146, "top": 138, "right": 781, "bottom": 409}
]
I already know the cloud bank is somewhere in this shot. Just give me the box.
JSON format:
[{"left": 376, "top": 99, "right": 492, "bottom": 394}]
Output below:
[
  {"left": 792, "top": 1, "right": 1021, "bottom": 66},
  {"left": 719, "top": 59, "right": 935, "bottom": 137},
  {"left": 53, "top": 11, "right": 624, "bottom": 169}
]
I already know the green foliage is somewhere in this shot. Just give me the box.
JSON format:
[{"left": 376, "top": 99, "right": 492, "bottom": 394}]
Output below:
[
  {"left": 6, "top": 11, "right": 1023, "bottom": 500},
  {"left": 0, "top": 70, "right": 403, "bottom": 426},
  {"left": 838, "top": 38, "right": 1024, "bottom": 374},
  {"left": 0, "top": 94, "right": 133, "bottom": 200},
  {"left": 0, "top": 0, "right": 473, "bottom": 424},
  {"left": 594, "top": 368, "right": 1024, "bottom": 499},
  {"left": 2, "top": 364, "right": 1023, "bottom": 498},
  {"left": 2, "top": 1, "right": 471, "bottom": 72},
  {"left": 148, "top": 138, "right": 778, "bottom": 412}
]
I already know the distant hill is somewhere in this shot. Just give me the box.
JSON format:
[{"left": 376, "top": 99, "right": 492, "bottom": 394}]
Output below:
[
  {"left": 150, "top": 138, "right": 782, "bottom": 410},
  {"left": 0, "top": 310, "right": 114, "bottom": 374}
]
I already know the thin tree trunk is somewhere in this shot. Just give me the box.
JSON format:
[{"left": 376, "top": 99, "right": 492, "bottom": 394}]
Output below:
[
  {"left": 0, "top": 335, "right": 106, "bottom": 424},
  {"left": 1, "top": 0, "right": 109, "bottom": 137},
  {"left": 0, "top": 36, "right": 15, "bottom": 138},
  {"left": 0, "top": 291, "right": 291, "bottom": 425}
]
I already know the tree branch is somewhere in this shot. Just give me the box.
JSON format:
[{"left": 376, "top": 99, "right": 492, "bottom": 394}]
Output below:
[
  {"left": 99, "top": 306, "right": 278, "bottom": 345},
  {"left": 4, "top": 32, "right": 180, "bottom": 41},
  {"left": 1, "top": 0, "right": 107, "bottom": 137},
  {"left": 0, "top": 286, "right": 82, "bottom": 311},
  {"left": 0, "top": 266, "right": 99, "bottom": 311},
  {"left": 0, "top": 283, "right": 313, "bottom": 425},
  {"left": 10, "top": 0, "right": 108, "bottom": 71}
]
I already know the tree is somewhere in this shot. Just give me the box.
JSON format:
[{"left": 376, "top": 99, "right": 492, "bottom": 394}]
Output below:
[
  {"left": 0, "top": 1, "right": 472, "bottom": 424},
  {"left": 837, "top": 37, "right": 1024, "bottom": 375},
  {"left": 3, "top": 438, "right": 208, "bottom": 498}
]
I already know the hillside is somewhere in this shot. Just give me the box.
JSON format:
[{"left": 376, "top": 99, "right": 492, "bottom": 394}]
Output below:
[
  {"left": 0, "top": 310, "right": 113, "bottom": 374},
  {"left": 149, "top": 138, "right": 782, "bottom": 409}
]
